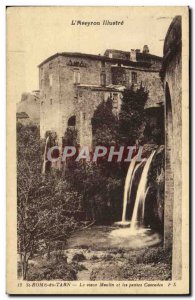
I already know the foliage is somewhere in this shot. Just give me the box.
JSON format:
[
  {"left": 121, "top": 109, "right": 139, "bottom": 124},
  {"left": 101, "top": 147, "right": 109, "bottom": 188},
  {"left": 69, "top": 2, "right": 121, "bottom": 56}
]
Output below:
[
  {"left": 119, "top": 85, "right": 148, "bottom": 145},
  {"left": 27, "top": 255, "right": 77, "bottom": 281},
  {"left": 17, "top": 124, "right": 81, "bottom": 279},
  {"left": 135, "top": 246, "right": 172, "bottom": 265},
  {"left": 64, "top": 161, "right": 123, "bottom": 223},
  {"left": 63, "top": 127, "right": 78, "bottom": 147},
  {"left": 143, "top": 108, "right": 165, "bottom": 145},
  {"left": 72, "top": 253, "right": 86, "bottom": 262},
  {"left": 62, "top": 87, "right": 149, "bottom": 223}
]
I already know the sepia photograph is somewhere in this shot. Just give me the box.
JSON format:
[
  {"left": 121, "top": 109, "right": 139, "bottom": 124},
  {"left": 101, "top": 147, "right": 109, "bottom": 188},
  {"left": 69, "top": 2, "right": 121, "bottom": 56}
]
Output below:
[{"left": 6, "top": 6, "right": 189, "bottom": 294}]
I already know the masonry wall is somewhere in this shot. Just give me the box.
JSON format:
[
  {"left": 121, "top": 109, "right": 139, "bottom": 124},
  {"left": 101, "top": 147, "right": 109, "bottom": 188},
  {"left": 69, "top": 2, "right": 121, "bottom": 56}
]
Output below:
[
  {"left": 17, "top": 93, "right": 40, "bottom": 125},
  {"left": 164, "top": 50, "right": 182, "bottom": 280},
  {"left": 40, "top": 56, "right": 61, "bottom": 138},
  {"left": 75, "top": 87, "right": 122, "bottom": 146},
  {"left": 111, "top": 67, "right": 164, "bottom": 105},
  {"left": 39, "top": 54, "right": 163, "bottom": 147},
  {"left": 40, "top": 55, "right": 116, "bottom": 143},
  {"left": 58, "top": 57, "right": 113, "bottom": 141}
]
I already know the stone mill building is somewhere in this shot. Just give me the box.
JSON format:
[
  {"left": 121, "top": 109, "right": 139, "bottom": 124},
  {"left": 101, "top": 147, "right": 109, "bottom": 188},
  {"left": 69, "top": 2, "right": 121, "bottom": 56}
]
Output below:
[{"left": 38, "top": 46, "right": 164, "bottom": 147}]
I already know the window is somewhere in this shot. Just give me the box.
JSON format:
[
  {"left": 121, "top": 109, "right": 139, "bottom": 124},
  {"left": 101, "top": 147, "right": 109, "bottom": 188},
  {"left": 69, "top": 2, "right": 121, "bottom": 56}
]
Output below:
[
  {"left": 73, "top": 70, "right": 80, "bottom": 84},
  {"left": 100, "top": 72, "right": 106, "bottom": 87},
  {"left": 132, "top": 72, "right": 137, "bottom": 84},
  {"left": 125, "top": 73, "right": 130, "bottom": 86},
  {"left": 68, "top": 116, "right": 76, "bottom": 127},
  {"left": 113, "top": 93, "right": 118, "bottom": 109},
  {"left": 49, "top": 74, "right": 53, "bottom": 87},
  {"left": 109, "top": 52, "right": 113, "bottom": 58},
  {"left": 49, "top": 62, "right": 53, "bottom": 69},
  {"left": 41, "top": 79, "right": 44, "bottom": 89},
  {"left": 50, "top": 99, "right": 53, "bottom": 105}
]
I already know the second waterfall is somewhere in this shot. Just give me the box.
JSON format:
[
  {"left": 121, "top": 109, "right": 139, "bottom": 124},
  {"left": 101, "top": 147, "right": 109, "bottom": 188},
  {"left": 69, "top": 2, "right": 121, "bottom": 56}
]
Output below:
[{"left": 120, "top": 150, "right": 156, "bottom": 232}]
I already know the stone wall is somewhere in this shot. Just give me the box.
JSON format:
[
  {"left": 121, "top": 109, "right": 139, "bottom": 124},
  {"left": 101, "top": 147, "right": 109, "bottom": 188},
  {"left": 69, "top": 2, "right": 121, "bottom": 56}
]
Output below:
[
  {"left": 112, "top": 67, "right": 164, "bottom": 106},
  {"left": 17, "top": 92, "right": 40, "bottom": 125},
  {"left": 40, "top": 56, "right": 61, "bottom": 138},
  {"left": 162, "top": 16, "right": 182, "bottom": 280},
  {"left": 75, "top": 87, "right": 122, "bottom": 146},
  {"left": 40, "top": 55, "right": 112, "bottom": 141},
  {"left": 39, "top": 51, "right": 164, "bottom": 148}
]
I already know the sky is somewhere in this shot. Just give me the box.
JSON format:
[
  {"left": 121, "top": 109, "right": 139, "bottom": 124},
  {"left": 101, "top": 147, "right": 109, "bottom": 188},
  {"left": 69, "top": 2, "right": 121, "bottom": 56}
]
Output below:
[{"left": 7, "top": 7, "right": 179, "bottom": 103}]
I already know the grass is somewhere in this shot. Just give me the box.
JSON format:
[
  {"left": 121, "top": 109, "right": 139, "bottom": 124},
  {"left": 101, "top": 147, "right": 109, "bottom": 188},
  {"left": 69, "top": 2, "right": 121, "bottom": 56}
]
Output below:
[
  {"left": 17, "top": 245, "right": 172, "bottom": 281},
  {"left": 90, "top": 246, "right": 172, "bottom": 281},
  {"left": 19, "top": 254, "right": 77, "bottom": 281}
]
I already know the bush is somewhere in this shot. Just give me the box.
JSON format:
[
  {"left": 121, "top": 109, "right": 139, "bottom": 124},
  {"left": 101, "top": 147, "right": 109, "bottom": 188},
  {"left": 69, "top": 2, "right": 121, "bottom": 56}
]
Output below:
[
  {"left": 135, "top": 247, "right": 172, "bottom": 265},
  {"left": 90, "top": 255, "right": 99, "bottom": 260},
  {"left": 72, "top": 253, "right": 86, "bottom": 262},
  {"left": 72, "top": 263, "right": 88, "bottom": 271},
  {"left": 103, "top": 254, "right": 113, "bottom": 261},
  {"left": 27, "top": 256, "right": 77, "bottom": 281}
]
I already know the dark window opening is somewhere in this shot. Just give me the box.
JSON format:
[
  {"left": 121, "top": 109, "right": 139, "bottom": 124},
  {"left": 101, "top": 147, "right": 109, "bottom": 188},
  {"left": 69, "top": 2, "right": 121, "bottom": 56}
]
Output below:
[
  {"left": 113, "top": 93, "right": 118, "bottom": 109},
  {"left": 100, "top": 72, "right": 106, "bottom": 87},
  {"left": 132, "top": 72, "right": 137, "bottom": 84},
  {"left": 68, "top": 116, "right": 76, "bottom": 127}
]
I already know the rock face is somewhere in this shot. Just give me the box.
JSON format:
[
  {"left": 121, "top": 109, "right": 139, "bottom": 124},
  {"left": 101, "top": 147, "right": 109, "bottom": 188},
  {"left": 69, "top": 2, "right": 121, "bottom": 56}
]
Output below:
[{"left": 17, "top": 91, "right": 40, "bottom": 125}]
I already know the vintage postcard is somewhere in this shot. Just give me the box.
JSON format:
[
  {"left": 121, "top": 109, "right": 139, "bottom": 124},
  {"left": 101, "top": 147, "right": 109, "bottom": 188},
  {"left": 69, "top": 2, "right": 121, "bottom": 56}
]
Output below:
[{"left": 6, "top": 6, "right": 189, "bottom": 294}]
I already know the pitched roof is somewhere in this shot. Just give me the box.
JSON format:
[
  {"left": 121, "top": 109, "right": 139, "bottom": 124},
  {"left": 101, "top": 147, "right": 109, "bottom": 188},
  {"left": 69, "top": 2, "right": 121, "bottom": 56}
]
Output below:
[{"left": 38, "top": 50, "right": 162, "bottom": 69}]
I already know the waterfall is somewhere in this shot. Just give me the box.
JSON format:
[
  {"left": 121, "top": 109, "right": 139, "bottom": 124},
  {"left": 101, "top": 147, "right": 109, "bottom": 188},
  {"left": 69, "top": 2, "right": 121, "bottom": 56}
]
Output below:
[
  {"left": 128, "top": 160, "right": 144, "bottom": 202},
  {"left": 42, "top": 136, "right": 49, "bottom": 174},
  {"left": 142, "top": 186, "right": 150, "bottom": 222},
  {"left": 130, "top": 151, "right": 156, "bottom": 231},
  {"left": 121, "top": 155, "right": 137, "bottom": 222}
]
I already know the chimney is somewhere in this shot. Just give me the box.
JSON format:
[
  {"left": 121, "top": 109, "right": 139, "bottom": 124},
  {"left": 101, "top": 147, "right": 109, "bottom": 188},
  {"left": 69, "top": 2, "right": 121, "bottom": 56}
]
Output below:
[
  {"left": 108, "top": 52, "right": 113, "bottom": 58},
  {"left": 143, "top": 45, "right": 150, "bottom": 54},
  {"left": 130, "top": 49, "right": 136, "bottom": 62}
]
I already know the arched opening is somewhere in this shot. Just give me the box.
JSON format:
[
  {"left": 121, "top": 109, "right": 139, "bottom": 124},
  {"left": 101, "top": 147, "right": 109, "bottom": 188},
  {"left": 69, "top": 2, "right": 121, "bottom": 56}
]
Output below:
[
  {"left": 68, "top": 115, "right": 76, "bottom": 127},
  {"left": 63, "top": 116, "right": 77, "bottom": 148}
]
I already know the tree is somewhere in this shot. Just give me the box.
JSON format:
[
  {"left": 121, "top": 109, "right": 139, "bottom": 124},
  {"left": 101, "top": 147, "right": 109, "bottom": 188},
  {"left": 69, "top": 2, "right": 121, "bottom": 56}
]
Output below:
[
  {"left": 17, "top": 124, "right": 81, "bottom": 280},
  {"left": 119, "top": 85, "right": 148, "bottom": 145}
]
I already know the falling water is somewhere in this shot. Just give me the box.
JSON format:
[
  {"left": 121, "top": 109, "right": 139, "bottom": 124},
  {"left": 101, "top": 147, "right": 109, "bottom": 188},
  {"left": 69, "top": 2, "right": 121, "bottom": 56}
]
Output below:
[
  {"left": 121, "top": 155, "right": 137, "bottom": 222},
  {"left": 142, "top": 186, "right": 150, "bottom": 222},
  {"left": 42, "top": 136, "right": 49, "bottom": 174},
  {"left": 130, "top": 151, "right": 156, "bottom": 231},
  {"left": 128, "top": 160, "right": 144, "bottom": 203}
]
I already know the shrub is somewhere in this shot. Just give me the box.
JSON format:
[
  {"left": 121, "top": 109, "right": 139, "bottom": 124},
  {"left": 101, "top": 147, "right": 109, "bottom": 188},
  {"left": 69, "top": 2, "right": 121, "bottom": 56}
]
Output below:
[
  {"left": 27, "top": 256, "right": 77, "bottom": 281},
  {"left": 103, "top": 254, "right": 113, "bottom": 261},
  {"left": 136, "top": 247, "right": 172, "bottom": 265},
  {"left": 90, "top": 255, "right": 99, "bottom": 260},
  {"left": 72, "top": 253, "right": 86, "bottom": 262}
]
